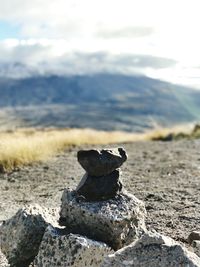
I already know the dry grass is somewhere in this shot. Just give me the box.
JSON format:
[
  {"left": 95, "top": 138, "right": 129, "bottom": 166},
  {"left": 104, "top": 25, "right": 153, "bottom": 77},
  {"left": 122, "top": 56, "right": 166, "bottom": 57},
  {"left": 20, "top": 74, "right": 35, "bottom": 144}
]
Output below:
[
  {"left": 0, "top": 124, "right": 197, "bottom": 172},
  {"left": 0, "top": 128, "right": 144, "bottom": 172},
  {"left": 144, "top": 124, "right": 194, "bottom": 141}
]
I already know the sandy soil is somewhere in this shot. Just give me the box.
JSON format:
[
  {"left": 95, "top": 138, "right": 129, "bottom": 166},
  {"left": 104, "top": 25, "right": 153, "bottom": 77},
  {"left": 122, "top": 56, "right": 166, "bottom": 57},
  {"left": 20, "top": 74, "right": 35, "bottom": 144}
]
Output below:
[{"left": 1, "top": 140, "right": 200, "bottom": 249}]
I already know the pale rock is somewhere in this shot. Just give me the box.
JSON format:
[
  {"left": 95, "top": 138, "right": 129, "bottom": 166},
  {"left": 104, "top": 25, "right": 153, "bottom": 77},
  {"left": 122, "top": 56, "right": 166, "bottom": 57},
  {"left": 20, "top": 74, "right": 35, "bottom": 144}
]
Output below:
[
  {"left": 0, "top": 250, "right": 9, "bottom": 267},
  {"left": 102, "top": 231, "right": 200, "bottom": 267},
  {"left": 34, "top": 225, "right": 112, "bottom": 267},
  {"left": 59, "top": 188, "right": 146, "bottom": 250},
  {"left": 0, "top": 204, "right": 58, "bottom": 267}
]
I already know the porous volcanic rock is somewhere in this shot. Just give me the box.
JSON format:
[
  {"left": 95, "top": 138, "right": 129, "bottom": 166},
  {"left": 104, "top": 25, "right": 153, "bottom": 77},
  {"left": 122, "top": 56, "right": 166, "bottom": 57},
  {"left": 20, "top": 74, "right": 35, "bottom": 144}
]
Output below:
[
  {"left": 34, "top": 225, "right": 113, "bottom": 267},
  {"left": 77, "top": 147, "right": 127, "bottom": 176},
  {"left": 0, "top": 205, "right": 58, "bottom": 267},
  {"left": 102, "top": 231, "right": 200, "bottom": 267},
  {"left": 0, "top": 250, "right": 9, "bottom": 267},
  {"left": 59, "top": 188, "right": 146, "bottom": 250},
  {"left": 76, "top": 169, "right": 122, "bottom": 201}
]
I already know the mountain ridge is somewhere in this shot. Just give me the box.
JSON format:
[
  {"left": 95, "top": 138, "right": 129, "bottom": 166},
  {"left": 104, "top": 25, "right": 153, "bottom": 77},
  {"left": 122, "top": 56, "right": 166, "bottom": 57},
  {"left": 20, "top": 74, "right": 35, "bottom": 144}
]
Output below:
[{"left": 0, "top": 73, "right": 200, "bottom": 131}]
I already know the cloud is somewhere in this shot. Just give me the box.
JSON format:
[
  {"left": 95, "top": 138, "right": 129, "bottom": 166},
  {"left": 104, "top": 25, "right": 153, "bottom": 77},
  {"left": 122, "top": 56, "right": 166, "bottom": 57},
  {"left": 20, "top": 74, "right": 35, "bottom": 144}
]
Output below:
[
  {"left": 0, "top": 40, "right": 177, "bottom": 78},
  {"left": 0, "top": 0, "right": 158, "bottom": 39},
  {"left": 0, "top": 0, "right": 199, "bottom": 88},
  {"left": 97, "top": 27, "right": 154, "bottom": 39},
  {"left": 110, "top": 54, "right": 176, "bottom": 69},
  {"left": 0, "top": 39, "right": 53, "bottom": 64}
]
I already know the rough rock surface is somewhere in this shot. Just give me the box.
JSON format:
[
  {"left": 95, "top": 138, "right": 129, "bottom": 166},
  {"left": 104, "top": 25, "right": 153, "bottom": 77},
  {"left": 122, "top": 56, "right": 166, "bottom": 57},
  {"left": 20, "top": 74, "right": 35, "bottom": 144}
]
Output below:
[
  {"left": 0, "top": 250, "right": 9, "bottom": 267},
  {"left": 34, "top": 225, "right": 112, "bottom": 267},
  {"left": 192, "top": 240, "right": 200, "bottom": 257},
  {"left": 0, "top": 204, "right": 58, "bottom": 267},
  {"left": 77, "top": 148, "right": 127, "bottom": 176},
  {"left": 102, "top": 231, "right": 200, "bottom": 267},
  {"left": 189, "top": 231, "right": 200, "bottom": 244},
  {"left": 76, "top": 169, "right": 122, "bottom": 201},
  {"left": 2, "top": 140, "right": 200, "bottom": 250},
  {"left": 59, "top": 188, "right": 146, "bottom": 250}
]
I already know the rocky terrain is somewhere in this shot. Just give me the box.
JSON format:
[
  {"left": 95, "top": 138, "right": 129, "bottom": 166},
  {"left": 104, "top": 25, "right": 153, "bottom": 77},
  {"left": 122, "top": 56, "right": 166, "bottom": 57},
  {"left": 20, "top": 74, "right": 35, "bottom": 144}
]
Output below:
[{"left": 1, "top": 139, "right": 200, "bottom": 251}]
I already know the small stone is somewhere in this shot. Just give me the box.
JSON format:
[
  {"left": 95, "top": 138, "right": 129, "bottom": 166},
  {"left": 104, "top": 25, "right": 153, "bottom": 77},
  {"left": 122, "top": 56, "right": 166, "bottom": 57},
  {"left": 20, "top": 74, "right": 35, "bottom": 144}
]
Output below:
[
  {"left": 34, "top": 225, "right": 112, "bottom": 267},
  {"left": 102, "top": 231, "right": 200, "bottom": 267},
  {"left": 59, "top": 188, "right": 146, "bottom": 250},
  {"left": 192, "top": 240, "right": 200, "bottom": 257},
  {"left": 0, "top": 164, "right": 5, "bottom": 173},
  {"left": 77, "top": 147, "right": 127, "bottom": 176},
  {"left": 7, "top": 177, "right": 15, "bottom": 183},
  {"left": 0, "top": 205, "right": 58, "bottom": 267},
  {"left": 188, "top": 231, "right": 200, "bottom": 244},
  {"left": 76, "top": 169, "right": 122, "bottom": 201}
]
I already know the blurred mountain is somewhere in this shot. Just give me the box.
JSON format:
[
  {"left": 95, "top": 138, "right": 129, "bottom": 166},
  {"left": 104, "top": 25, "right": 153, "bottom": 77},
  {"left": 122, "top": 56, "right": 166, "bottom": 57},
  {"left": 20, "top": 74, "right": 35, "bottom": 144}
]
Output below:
[{"left": 0, "top": 74, "right": 200, "bottom": 131}]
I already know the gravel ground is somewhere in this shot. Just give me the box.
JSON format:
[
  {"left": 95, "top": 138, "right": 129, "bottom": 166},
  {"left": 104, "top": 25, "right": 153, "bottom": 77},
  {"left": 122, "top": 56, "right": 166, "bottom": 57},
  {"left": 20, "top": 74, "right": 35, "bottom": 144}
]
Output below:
[{"left": 1, "top": 140, "right": 200, "bottom": 249}]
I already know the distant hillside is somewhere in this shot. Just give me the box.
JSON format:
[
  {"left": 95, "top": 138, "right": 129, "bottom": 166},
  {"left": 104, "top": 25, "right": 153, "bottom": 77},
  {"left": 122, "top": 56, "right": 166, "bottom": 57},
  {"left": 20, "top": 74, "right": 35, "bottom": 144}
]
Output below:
[{"left": 0, "top": 74, "right": 200, "bottom": 131}]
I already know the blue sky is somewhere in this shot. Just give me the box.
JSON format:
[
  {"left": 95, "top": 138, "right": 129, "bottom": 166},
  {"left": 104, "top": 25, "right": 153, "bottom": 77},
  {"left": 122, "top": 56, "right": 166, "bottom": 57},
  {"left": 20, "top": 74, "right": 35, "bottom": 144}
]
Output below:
[
  {"left": 0, "top": 21, "right": 20, "bottom": 39},
  {"left": 0, "top": 0, "right": 199, "bottom": 88}
]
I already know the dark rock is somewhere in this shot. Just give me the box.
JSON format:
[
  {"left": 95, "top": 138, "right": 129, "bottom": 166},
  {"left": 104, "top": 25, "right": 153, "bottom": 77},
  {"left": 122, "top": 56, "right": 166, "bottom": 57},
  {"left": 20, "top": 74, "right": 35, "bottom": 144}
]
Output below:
[
  {"left": 188, "top": 231, "right": 200, "bottom": 244},
  {"left": 191, "top": 240, "right": 200, "bottom": 257},
  {"left": 77, "top": 148, "right": 127, "bottom": 176},
  {"left": 76, "top": 169, "right": 122, "bottom": 201},
  {"left": 0, "top": 164, "right": 5, "bottom": 173}
]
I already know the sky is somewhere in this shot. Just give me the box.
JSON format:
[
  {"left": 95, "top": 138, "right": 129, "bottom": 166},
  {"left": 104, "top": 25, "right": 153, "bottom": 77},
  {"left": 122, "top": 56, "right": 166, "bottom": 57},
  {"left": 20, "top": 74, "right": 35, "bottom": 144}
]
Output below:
[{"left": 0, "top": 0, "right": 200, "bottom": 88}]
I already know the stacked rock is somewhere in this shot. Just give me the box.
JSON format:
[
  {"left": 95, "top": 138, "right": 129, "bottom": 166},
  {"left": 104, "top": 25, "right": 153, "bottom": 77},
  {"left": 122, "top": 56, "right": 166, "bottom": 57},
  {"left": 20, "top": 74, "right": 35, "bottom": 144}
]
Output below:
[
  {"left": 0, "top": 147, "right": 147, "bottom": 267},
  {"left": 1, "top": 147, "right": 200, "bottom": 267},
  {"left": 59, "top": 147, "right": 147, "bottom": 251},
  {"left": 76, "top": 148, "right": 127, "bottom": 201}
]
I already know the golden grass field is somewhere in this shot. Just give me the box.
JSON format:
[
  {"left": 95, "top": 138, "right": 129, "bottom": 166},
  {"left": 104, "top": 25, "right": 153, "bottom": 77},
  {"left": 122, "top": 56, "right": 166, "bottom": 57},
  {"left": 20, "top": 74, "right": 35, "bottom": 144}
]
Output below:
[{"left": 0, "top": 124, "right": 196, "bottom": 172}]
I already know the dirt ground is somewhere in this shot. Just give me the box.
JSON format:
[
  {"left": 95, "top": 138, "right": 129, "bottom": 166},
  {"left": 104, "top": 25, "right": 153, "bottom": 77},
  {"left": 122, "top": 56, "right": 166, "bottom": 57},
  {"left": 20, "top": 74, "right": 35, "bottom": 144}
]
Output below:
[{"left": 1, "top": 139, "right": 200, "bottom": 249}]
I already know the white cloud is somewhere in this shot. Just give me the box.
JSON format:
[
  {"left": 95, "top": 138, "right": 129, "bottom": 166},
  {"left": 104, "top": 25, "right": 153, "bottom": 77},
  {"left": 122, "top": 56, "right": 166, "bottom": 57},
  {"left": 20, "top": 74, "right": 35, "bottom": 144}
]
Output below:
[
  {"left": 0, "top": 40, "right": 178, "bottom": 78},
  {"left": 1, "top": 0, "right": 199, "bottom": 41},
  {"left": 96, "top": 26, "right": 154, "bottom": 39},
  {"left": 0, "top": 0, "right": 199, "bottom": 87}
]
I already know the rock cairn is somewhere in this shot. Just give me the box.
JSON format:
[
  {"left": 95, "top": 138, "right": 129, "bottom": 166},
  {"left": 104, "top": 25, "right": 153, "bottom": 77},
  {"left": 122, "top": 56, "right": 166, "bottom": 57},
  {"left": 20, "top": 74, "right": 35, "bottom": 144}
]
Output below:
[
  {"left": 59, "top": 147, "right": 146, "bottom": 250},
  {"left": 1, "top": 147, "right": 199, "bottom": 267}
]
